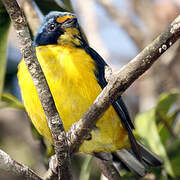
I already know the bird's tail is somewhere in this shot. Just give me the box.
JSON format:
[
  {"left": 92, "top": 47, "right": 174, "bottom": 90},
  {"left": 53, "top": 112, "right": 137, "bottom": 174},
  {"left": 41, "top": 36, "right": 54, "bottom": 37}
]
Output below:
[{"left": 112, "top": 141, "right": 163, "bottom": 177}]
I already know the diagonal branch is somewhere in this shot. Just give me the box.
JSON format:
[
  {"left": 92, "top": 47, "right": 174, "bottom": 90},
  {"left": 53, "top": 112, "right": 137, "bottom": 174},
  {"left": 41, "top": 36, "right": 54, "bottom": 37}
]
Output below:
[
  {"left": 96, "top": 158, "right": 121, "bottom": 180},
  {"left": 0, "top": 149, "right": 42, "bottom": 180},
  {"left": 1, "top": 0, "right": 72, "bottom": 179},
  {"left": 67, "top": 15, "right": 180, "bottom": 153}
]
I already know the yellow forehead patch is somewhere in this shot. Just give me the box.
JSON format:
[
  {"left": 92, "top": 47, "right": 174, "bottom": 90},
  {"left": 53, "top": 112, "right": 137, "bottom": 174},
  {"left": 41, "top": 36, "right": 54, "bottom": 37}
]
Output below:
[{"left": 56, "top": 15, "right": 74, "bottom": 23}]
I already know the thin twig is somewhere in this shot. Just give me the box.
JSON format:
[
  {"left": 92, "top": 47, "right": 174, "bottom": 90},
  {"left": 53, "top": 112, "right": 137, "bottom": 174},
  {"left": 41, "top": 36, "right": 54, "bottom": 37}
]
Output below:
[
  {"left": 1, "top": 0, "right": 72, "bottom": 179},
  {"left": 0, "top": 149, "right": 42, "bottom": 180},
  {"left": 18, "top": 0, "right": 42, "bottom": 36},
  {"left": 67, "top": 15, "right": 180, "bottom": 153},
  {"left": 43, "top": 168, "right": 57, "bottom": 180},
  {"left": 96, "top": 158, "right": 121, "bottom": 180}
]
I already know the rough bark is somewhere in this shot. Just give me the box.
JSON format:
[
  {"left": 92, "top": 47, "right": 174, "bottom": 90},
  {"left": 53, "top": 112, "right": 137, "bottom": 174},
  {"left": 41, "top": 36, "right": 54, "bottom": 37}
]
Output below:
[
  {"left": 1, "top": 0, "right": 72, "bottom": 179},
  {"left": 0, "top": 149, "right": 42, "bottom": 180},
  {"left": 96, "top": 158, "right": 121, "bottom": 180}
]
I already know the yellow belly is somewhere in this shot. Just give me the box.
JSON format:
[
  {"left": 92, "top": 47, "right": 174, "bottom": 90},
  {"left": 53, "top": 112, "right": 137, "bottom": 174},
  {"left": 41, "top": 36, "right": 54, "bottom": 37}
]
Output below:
[{"left": 17, "top": 44, "right": 129, "bottom": 154}]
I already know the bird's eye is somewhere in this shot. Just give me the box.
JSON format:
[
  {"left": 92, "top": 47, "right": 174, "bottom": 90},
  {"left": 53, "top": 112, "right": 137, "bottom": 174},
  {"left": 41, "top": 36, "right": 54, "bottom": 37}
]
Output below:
[{"left": 47, "top": 23, "right": 57, "bottom": 31}]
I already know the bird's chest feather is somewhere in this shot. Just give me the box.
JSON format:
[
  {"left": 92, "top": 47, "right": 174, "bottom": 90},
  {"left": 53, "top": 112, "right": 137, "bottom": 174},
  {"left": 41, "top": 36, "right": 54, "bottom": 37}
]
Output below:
[{"left": 36, "top": 45, "right": 102, "bottom": 128}]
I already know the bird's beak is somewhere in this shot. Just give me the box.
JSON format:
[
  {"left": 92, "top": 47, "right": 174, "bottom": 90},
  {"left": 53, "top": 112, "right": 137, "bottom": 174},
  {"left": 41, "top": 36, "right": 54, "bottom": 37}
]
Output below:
[{"left": 61, "top": 17, "right": 77, "bottom": 29}]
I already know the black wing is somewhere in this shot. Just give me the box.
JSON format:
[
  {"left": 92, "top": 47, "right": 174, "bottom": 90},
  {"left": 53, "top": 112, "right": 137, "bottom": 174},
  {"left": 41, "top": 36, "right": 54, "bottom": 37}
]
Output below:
[{"left": 84, "top": 46, "right": 141, "bottom": 160}]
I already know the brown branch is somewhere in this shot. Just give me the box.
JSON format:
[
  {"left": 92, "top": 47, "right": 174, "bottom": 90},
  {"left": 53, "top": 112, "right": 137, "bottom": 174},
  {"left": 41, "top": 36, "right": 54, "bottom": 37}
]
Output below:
[
  {"left": 67, "top": 15, "right": 180, "bottom": 153},
  {"left": 1, "top": 0, "right": 72, "bottom": 179},
  {"left": 18, "top": 0, "right": 42, "bottom": 36},
  {"left": 43, "top": 155, "right": 58, "bottom": 180},
  {"left": 96, "top": 158, "right": 121, "bottom": 180},
  {"left": 43, "top": 168, "right": 57, "bottom": 180},
  {"left": 0, "top": 149, "right": 42, "bottom": 180},
  {"left": 96, "top": 0, "right": 146, "bottom": 49}
]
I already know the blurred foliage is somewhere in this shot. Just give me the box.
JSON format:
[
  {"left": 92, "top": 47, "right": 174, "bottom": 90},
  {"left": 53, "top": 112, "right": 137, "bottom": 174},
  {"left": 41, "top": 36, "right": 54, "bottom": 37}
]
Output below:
[
  {"left": 0, "top": 2, "right": 10, "bottom": 98},
  {"left": 0, "top": 92, "right": 24, "bottom": 109},
  {"left": 79, "top": 155, "right": 93, "bottom": 180},
  {"left": 135, "top": 90, "right": 180, "bottom": 179},
  {"left": 0, "top": 0, "right": 180, "bottom": 180},
  {"left": 34, "top": 0, "right": 73, "bottom": 15}
]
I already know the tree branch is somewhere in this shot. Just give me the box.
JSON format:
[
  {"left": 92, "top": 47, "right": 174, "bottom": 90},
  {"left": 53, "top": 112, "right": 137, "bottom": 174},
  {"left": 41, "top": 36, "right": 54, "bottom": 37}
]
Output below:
[
  {"left": 18, "top": 0, "right": 42, "bottom": 36},
  {"left": 43, "top": 168, "right": 57, "bottom": 180},
  {"left": 96, "top": 158, "right": 121, "bottom": 180},
  {"left": 0, "top": 149, "right": 42, "bottom": 180},
  {"left": 67, "top": 15, "right": 180, "bottom": 153},
  {"left": 1, "top": 0, "right": 72, "bottom": 179}
]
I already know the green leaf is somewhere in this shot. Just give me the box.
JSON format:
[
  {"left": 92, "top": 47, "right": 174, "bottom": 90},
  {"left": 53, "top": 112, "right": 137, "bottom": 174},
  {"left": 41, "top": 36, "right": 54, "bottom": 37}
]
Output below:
[
  {"left": 156, "top": 91, "right": 180, "bottom": 115},
  {"left": 156, "top": 91, "right": 180, "bottom": 145},
  {"left": 80, "top": 155, "right": 93, "bottom": 180},
  {"left": 0, "top": 92, "right": 24, "bottom": 109},
  {"left": 0, "top": 3, "right": 10, "bottom": 98},
  {"left": 167, "top": 138, "right": 180, "bottom": 176},
  {"left": 135, "top": 109, "right": 174, "bottom": 177}
]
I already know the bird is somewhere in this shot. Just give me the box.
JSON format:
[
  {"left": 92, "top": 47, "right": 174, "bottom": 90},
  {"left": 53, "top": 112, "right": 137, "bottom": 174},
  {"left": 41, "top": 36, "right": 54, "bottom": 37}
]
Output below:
[{"left": 17, "top": 11, "right": 163, "bottom": 176}]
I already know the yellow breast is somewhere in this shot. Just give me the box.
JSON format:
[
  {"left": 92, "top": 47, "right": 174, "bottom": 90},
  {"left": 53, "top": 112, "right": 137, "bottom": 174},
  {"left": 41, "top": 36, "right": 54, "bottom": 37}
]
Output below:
[{"left": 17, "top": 44, "right": 129, "bottom": 153}]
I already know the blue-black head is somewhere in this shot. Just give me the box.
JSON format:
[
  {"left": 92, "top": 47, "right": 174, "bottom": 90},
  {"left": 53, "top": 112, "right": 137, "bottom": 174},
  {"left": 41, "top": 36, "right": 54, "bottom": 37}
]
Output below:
[{"left": 34, "top": 11, "right": 85, "bottom": 47}]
